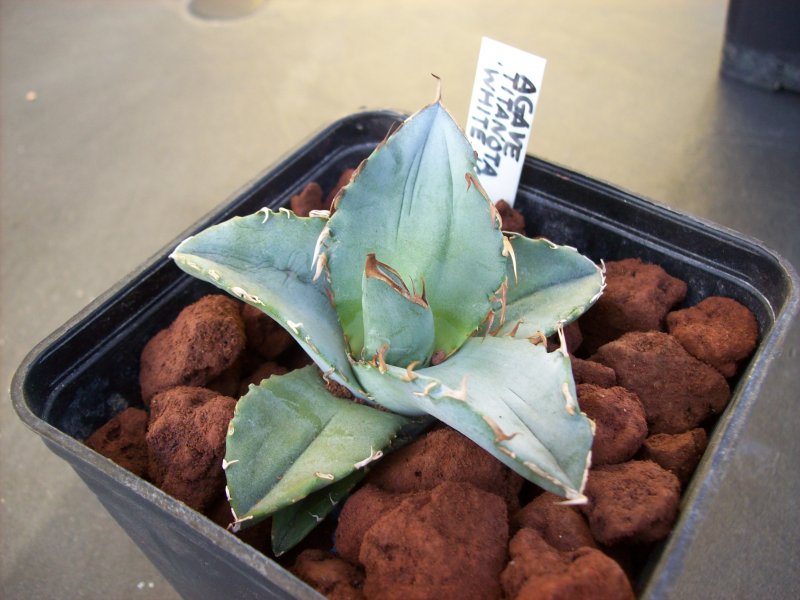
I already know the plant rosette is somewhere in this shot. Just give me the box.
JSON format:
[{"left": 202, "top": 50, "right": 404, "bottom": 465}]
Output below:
[{"left": 171, "top": 93, "right": 605, "bottom": 554}]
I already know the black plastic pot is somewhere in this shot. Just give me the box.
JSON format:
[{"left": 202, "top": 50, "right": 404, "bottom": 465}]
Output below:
[{"left": 11, "top": 110, "right": 799, "bottom": 599}]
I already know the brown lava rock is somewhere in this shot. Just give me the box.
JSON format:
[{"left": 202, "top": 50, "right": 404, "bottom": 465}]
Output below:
[
  {"left": 85, "top": 407, "right": 149, "bottom": 478},
  {"left": 640, "top": 428, "right": 708, "bottom": 486},
  {"left": 501, "top": 528, "right": 634, "bottom": 600},
  {"left": 293, "top": 549, "right": 365, "bottom": 600},
  {"left": 580, "top": 258, "right": 687, "bottom": 354},
  {"left": 359, "top": 481, "right": 508, "bottom": 600},
  {"left": 666, "top": 296, "right": 758, "bottom": 377},
  {"left": 336, "top": 484, "right": 405, "bottom": 565},
  {"left": 240, "top": 303, "right": 295, "bottom": 361},
  {"left": 206, "top": 360, "right": 242, "bottom": 398},
  {"left": 571, "top": 356, "right": 617, "bottom": 388},
  {"left": 146, "top": 386, "right": 236, "bottom": 512},
  {"left": 290, "top": 182, "right": 326, "bottom": 217},
  {"left": 139, "top": 294, "right": 246, "bottom": 405},
  {"left": 365, "top": 426, "right": 523, "bottom": 513},
  {"left": 582, "top": 460, "right": 680, "bottom": 546},
  {"left": 496, "top": 199, "right": 527, "bottom": 235},
  {"left": 577, "top": 384, "right": 647, "bottom": 465},
  {"left": 592, "top": 331, "right": 730, "bottom": 434},
  {"left": 512, "top": 492, "right": 596, "bottom": 552}
]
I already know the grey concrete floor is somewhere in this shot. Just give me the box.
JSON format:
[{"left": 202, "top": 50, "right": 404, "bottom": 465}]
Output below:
[{"left": 2, "top": 1, "right": 798, "bottom": 598}]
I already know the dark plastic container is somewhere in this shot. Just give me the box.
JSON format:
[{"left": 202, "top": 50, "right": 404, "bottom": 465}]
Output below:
[
  {"left": 11, "top": 110, "right": 799, "bottom": 599},
  {"left": 721, "top": 0, "right": 800, "bottom": 92}
]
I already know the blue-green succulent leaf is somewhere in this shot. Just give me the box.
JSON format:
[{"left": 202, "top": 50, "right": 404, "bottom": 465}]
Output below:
[
  {"left": 323, "top": 102, "right": 507, "bottom": 360},
  {"left": 171, "top": 209, "right": 364, "bottom": 397},
  {"left": 352, "top": 337, "right": 592, "bottom": 499},
  {"left": 224, "top": 366, "right": 409, "bottom": 527},
  {"left": 361, "top": 254, "right": 435, "bottom": 366},
  {"left": 271, "top": 470, "right": 365, "bottom": 556},
  {"left": 487, "top": 235, "right": 605, "bottom": 339}
]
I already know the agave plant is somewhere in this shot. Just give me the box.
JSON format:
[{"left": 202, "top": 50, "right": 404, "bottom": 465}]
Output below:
[{"left": 171, "top": 95, "right": 604, "bottom": 553}]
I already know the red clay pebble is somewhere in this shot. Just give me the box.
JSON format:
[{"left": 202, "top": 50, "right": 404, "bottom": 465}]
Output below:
[
  {"left": 240, "top": 303, "right": 295, "bottom": 361},
  {"left": 577, "top": 384, "right": 647, "bottom": 465},
  {"left": 139, "top": 295, "right": 246, "bottom": 405},
  {"left": 365, "top": 426, "right": 524, "bottom": 513},
  {"left": 640, "top": 428, "right": 708, "bottom": 486},
  {"left": 281, "top": 344, "right": 315, "bottom": 370},
  {"left": 336, "top": 484, "right": 406, "bottom": 565},
  {"left": 85, "top": 407, "right": 149, "bottom": 478},
  {"left": 238, "top": 361, "right": 288, "bottom": 397},
  {"left": 571, "top": 356, "right": 617, "bottom": 387},
  {"left": 326, "top": 168, "right": 356, "bottom": 210},
  {"left": 146, "top": 386, "right": 236, "bottom": 512},
  {"left": 592, "top": 331, "right": 730, "bottom": 434},
  {"left": 206, "top": 360, "right": 242, "bottom": 398},
  {"left": 580, "top": 258, "right": 687, "bottom": 354},
  {"left": 512, "top": 492, "right": 597, "bottom": 551},
  {"left": 324, "top": 377, "right": 354, "bottom": 399},
  {"left": 496, "top": 199, "right": 527, "bottom": 235},
  {"left": 290, "top": 182, "right": 326, "bottom": 217},
  {"left": 581, "top": 460, "right": 680, "bottom": 546},
  {"left": 293, "top": 549, "right": 365, "bottom": 600},
  {"left": 500, "top": 528, "right": 634, "bottom": 600},
  {"left": 359, "top": 481, "right": 508, "bottom": 600},
  {"left": 666, "top": 296, "right": 758, "bottom": 377}
]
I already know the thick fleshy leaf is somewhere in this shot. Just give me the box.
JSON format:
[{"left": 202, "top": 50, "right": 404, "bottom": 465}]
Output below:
[
  {"left": 488, "top": 236, "right": 605, "bottom": 339},
  {"left": 224, "top": 366, "right": 408, "bottom": 528},
  {"left": 362, "top": 254, "right": 435, "bottom": 366},
  {"left": 322, "top": 102, "right": 507, "bottom": 359},
  {"left": 352, "top": 337, "right": 593, "bottom": 500},
  {"left": 271, "top": 470, "right": 365, "bottom": 556},
  {"left": 172, "top": 209, "right": 364, "bottom": 397}
]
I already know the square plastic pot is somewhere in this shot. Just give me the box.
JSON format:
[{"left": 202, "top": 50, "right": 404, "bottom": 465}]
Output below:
[{"left": 11, "top": 110, "right": 800, "bottom": 599}]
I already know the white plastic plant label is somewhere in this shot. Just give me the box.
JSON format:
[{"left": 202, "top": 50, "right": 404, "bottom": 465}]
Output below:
[{"left": 466, "top": 37, "right": 546, "bottom": 206}]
